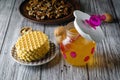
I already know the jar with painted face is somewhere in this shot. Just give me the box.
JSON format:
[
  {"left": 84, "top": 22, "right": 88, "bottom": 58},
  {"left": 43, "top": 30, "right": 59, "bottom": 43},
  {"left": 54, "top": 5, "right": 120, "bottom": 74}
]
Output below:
[{"left": 60, "top": 10, "right": 105, "bottom": 66}]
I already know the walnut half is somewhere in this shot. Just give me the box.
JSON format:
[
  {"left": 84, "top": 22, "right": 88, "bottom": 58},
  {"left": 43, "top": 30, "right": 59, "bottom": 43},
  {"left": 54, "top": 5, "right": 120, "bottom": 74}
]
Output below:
[{"left": 26, "top": 0, "right": 71, "bottom": 20}]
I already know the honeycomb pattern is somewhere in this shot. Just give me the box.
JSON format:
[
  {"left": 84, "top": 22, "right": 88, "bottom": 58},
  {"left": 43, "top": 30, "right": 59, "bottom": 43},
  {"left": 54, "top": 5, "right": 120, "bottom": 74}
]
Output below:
[{"left": 15, "top": 31, "right": 50, "bottom": 62}]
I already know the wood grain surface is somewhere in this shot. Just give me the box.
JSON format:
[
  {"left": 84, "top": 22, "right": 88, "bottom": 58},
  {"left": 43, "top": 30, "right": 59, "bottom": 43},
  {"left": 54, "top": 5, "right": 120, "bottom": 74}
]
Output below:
[{"left": 0, "top": 0, "right": 120, "bottom": 80}]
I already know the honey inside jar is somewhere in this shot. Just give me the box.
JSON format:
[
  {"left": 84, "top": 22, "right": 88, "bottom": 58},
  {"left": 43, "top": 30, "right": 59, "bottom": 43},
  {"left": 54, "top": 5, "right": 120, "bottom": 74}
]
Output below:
[
  {"left": 60, "top": 23, "right": 96, "bottom": 66},
  {"left": 69, "top": 28, "right": 78, "bottom": 34}
]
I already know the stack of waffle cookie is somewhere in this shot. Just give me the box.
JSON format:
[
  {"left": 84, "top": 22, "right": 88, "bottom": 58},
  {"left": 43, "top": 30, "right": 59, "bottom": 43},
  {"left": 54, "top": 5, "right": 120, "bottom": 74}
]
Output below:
[{"left": 15, "top": 31, "right": 50, "bottom": 62}]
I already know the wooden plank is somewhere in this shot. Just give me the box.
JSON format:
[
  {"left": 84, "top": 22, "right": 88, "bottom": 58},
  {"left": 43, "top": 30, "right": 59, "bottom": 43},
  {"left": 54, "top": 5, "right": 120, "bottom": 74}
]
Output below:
[
  {"left": 111, "top": 0, "right": 120, "bottom": 20},
  {"left": 83, "top": 0, "right": 120, "bottom": 80},
  {"left": 40, "top": 25, "right": 62, "bottom": 80},
  {"left": 41, "top": 15, "right": 88, "bottom": 80},
  {"left": 0, "top": 0, "right": 16, "bottom": 51},
  {"left": 0, "top": 0, "right": 120, "bottom": 80},
  {"left": 0, "top": 0, "right": 45, "bottom": 80}
]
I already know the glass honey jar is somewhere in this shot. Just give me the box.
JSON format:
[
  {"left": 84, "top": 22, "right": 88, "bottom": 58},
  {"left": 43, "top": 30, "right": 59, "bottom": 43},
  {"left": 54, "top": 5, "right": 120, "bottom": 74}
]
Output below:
[
  {"left": 60, "top": 22, "right": 96, "bottom": 66},
  {"left": 59, "top": 10, "right": 105, "bottom": 66}
]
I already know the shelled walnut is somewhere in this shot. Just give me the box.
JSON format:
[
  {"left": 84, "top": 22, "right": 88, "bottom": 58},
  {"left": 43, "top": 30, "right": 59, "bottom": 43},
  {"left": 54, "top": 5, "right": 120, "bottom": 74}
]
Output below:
[
  {"left": 26, "top": 0, "right": 71, "bottom": 20},
  {"left": 54, "top": 26, "right": 66, "bottom": 44},
  {"left": 103, "top": 13, "right": 113, "bottom": 22}
]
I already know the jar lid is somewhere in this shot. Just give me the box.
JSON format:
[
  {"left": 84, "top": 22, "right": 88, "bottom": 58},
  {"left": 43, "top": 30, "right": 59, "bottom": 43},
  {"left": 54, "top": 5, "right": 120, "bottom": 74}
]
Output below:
[{"left": 73, "top": 10, "right": 105, "bottom": 42}]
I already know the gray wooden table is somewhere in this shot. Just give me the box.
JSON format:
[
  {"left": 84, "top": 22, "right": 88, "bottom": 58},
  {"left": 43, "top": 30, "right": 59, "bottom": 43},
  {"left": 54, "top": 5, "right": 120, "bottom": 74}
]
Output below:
[{"left": 0, "top": 0, "right": 120, "bottom": 80}]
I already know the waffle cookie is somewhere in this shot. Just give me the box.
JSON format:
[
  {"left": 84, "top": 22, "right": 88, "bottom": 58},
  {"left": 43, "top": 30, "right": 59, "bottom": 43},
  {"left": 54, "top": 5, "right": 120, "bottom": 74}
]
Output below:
[{"left": 15, "top": 31, "right": 50, "bottom": 62}]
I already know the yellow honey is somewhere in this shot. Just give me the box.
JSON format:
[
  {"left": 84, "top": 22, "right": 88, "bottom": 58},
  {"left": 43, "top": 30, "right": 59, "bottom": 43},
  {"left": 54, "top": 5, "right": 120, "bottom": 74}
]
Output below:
[{"left": 15, "top": 31, "right": 50, "bottom": 62}]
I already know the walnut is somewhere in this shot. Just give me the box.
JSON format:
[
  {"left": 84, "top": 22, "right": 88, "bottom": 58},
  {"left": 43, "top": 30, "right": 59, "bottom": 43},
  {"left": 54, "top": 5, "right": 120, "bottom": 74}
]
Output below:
[
  {"left": 54, "top": 26, "right": 66, "bottom": 44},
  {"left": 26, "top": 0, "right": 71, "bottom": 20},
  {"left": 20, "top": 27, "right": 32, "bottom": 36},
  {"left": 103, "top": 13, "right": 113, "bottom": 22}
]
